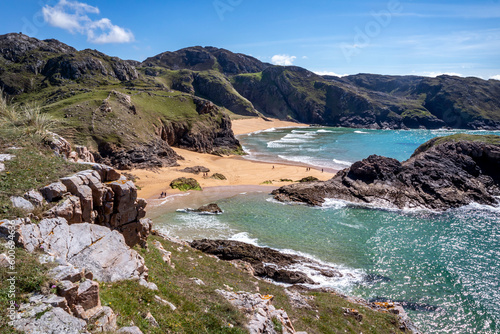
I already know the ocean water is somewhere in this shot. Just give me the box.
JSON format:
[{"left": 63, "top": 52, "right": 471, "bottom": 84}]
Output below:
[{"left": 152, "top": 127, "right": 500, "bottom": 334}]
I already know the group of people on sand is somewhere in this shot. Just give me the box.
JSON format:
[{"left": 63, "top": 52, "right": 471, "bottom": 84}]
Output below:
[{"left": 159, "top": 191, "right": 167, "bottom": 198}]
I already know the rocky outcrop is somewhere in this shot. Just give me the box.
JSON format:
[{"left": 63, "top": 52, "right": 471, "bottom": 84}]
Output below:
[
  {"left": 195, "top": 203, "right": 223, "bottom": 214},
  {"left": 273, "top": 135, "right": 500, "bottom": 210},
  {"left": 44, "top": 132, "right": 95, "bottom": 163},
  {"left": 96, "top": 139, "right": 182, "bottom": 170},
  {"left": 158, "top": 98, "right": 241, "bottom": 155},
  {"left": 216, "top": 290, "right": 296, "bottom": 334},
  {"left": 41, "top": 165, "right": 150, "bottom": 247},
  {"left": 191, "top": 239, "right": 346, "bottom": 285},
  {"left": 0, "top": 217, "right": 148, "bottom": 282}
]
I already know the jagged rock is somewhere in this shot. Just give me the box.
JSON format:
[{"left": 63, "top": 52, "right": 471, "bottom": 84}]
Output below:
[
  {"left": 119, "top": 217, "right": 152, "bottom": 248},
  {"left": 13, "top": 306, "right": 88, "bottom": 334},
  {"left": 44, "top": 132, "right": 72, "bottom": 158},
  {"left": 179, "top": 166, "right": 210, "bottom": 174},
  {"left": 285, "top": 289, "right": 314, "bottom": 309},
  {"left": 10, "top": 196, "right": 34, "bottom": 212},
  {"left": 191, "top": 239, "right": 326, "bottom": 285},
  {"left": 139, "top": 278, "right": 158, "bottom": 291},
  {"left": 72, "top": 280, "right": 101, "bottom": 319},
  {"left": 273, "top": 135, "right": 500, "bottom": 210},
  {"left": 216, "top": 290, "right": 296, "bottom": 334},
  {"left": 190, "top": 203, "right": 223, "bottom": 214},
  {"left": 44, "top": 195, "right": 82, "bottom": 224},
  {"left": 50, "top": 264, "right": 93, "bottom": 283},
  {"left": 144, "top": 312, "right": 159, "bottom": 327},
  {"left": 189, "top": 278, "right": 205, "bottom": 286},
  {"left": 117, "top": 327, "right": 144, "bottom": 334},
  {"left": 23, "top": 190, "right": 45, "bottom": 206},
  {"left": 90, "top": 306, "right": 118, "bottom": 332},
  {"left": 40, "top": 181, "right": 67, "bottom": 202},
  {"left": 97, "top": 140, "right": 182, "bottom": 170},
  {"left": 154, "top": 295, "right": 176, "bottom": 311},
  {"left": 1, "top": 218, "right": 148, "bottom": 282},
  {"left": 153, "top": 240, "right": 172, "bottom": 266},
  {"left": 210, "top": 173, "right": 227, "bottom": 180},
  {"left": 170, "top": 177, "right": 202, "bottom": 191}
]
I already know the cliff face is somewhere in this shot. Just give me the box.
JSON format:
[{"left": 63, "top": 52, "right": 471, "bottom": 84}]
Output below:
[
  {"left": 157, "top": 98, "right": 241, "bottom": 155},
  {"left": 272, "top": 135, "right": 500, "bottom": 210}
]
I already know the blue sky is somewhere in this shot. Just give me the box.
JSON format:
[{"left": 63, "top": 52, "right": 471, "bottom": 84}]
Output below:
[{"left": 1, "top": 0, "right": 499, "bottom": 79}]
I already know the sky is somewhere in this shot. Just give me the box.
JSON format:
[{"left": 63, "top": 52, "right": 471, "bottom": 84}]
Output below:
[{"left": 1, "top": 0, "right": 499, "bottom": 79}]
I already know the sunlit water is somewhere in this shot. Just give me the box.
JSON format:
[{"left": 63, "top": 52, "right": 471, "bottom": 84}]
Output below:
[{"left": 151, "top": 127, "right": 500, "bottom": 333}]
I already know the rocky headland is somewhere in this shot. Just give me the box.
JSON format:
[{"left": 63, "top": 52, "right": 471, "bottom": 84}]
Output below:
[{"left": 272, "top": 134, "right": 500, "bottom": 211}]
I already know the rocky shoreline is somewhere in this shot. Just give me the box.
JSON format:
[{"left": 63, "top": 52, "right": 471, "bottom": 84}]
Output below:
[{"left": 272, "top": 135, "right": 500, "bottom": 211}]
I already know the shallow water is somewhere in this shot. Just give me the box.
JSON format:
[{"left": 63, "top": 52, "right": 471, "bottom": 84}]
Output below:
[{"left": 151, "top": 127, "right": 500, "bottom": 333}]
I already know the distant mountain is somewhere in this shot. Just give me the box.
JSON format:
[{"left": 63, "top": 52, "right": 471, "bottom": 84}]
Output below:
[
  {"left": 1, "top": 33, "right": 500, "bottom": 159},
  {"left": 142, "top": 46, "right": 271, "bottom": 75}
]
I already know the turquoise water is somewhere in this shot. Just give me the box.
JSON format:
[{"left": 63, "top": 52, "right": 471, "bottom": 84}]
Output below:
[{"left": 152, "top": 128, "right": 500, "bottom": 333}]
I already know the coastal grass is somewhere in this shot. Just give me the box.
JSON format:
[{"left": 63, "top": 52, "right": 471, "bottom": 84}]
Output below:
[
  {"left": 414, "top": 134, "right": 500, "bottom": 156},
  {"left": 0, "top": 142, "right": 88, "bottom": 220},
  {"left": 0, "top": 245, "right": 54, "bottom": 333},
  {"left": 100, "top": 235, "right": 407, "bottom": 334}
]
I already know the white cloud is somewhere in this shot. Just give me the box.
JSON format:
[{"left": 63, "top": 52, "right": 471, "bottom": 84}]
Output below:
[
  {"left": 302, "top": 56, "right": 308, "bottom": 59},
  {"left": 43, "top": 0, "right": 134, "bottom": 44},
  {"left": 271, "top": 54, "right": 297, "bottom": 66},
  {"left": 490, "top": 75, "right": 500, "bottom": 81},
  {"left": 314, "top": 71, "right": 348, "bottom": 77}
]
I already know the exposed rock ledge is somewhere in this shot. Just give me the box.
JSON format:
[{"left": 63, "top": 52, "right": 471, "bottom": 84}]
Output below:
[
  {"left": 272, "top": 135, "right": 500, "bottom": 210},
  {"left": 191, "top": 239, "right": 344, "bottom": 285}
]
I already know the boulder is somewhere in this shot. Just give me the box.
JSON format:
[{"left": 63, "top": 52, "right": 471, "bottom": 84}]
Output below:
[
  {"left": 10, "top": 196, "right": 34, "bottom": 212},
  {"left": 192, "top": 203, "right": 223, "bottom": 214},
  {"left": 2, "top": 218, "right": 148, "bottom": 282},
  {"left": 210, "top": 173, "right": 227, "bottom": 180},
  {"left": 23, "top": 190, "right": 45, "bottom": 206},
  {"left": 44, "top": 195, "right": 82, "bottom": 224},
  {"left": 170, "top": 177, "right": 202, "bottom": 191},
  {"left": 40, "top": 181, "right": 67, "bottom": 202},
  {"left": 119, "top": 218, "right": 152, "bottom": 248}
]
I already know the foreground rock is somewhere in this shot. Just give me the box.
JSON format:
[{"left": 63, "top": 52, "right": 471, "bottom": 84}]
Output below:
[
  {"left": 0, "top": 217, "right": 147, "bottom": 282},
  {"left": 191, "top": 239, "right": 345, "bottom": 285},
  {"left": 273, "top": 135, "right": 500, "bottom": 210}
]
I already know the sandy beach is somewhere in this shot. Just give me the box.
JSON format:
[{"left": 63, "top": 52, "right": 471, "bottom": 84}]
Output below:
[{"left": 132, "top": 118, "right": 336, "bottom": 200}]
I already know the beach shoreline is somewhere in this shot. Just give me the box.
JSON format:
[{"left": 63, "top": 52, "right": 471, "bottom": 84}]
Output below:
[{"left": 131, "top": 117, "right": 336, "bottom": 203}]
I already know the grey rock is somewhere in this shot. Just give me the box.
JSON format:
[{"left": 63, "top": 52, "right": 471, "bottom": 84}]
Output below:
[
  {"left": 0, "top": 253, "right": 11, "bottom": 267},
  {"left": 117, "top": 326, "right": 144, "bottom": 334},
  {"left": 154, "top": 295, "right": 177, "bottom": 311},
  {"left": 7, "top": 218, "right": 147, "bottom": 282},
  {"left": 216, "top": 290, "right": 296, "bottom": 334},
  {"left": 139, "top": 278, "right": 158, "bottom": 291},
  {"left": 40, "top": 182, "right": 67, "bottom": 202},
  {"left": 144, "top": 311, "right": 159, "bottom": 327},
  {"left": 10, "top": 196, "right": 34, "bottom": 212},
  {"left": 23, "top": 189, "right": 45, "bottom": 206},
  {"left": 50, "top": 264, "right": 92, "bottom": 283},
  {"left": 13, "top": 307, "right": 88, "bottom": 334},
  {"left": 91, "top": 306, "right": 118, "bottom": 332},
  {"left": 44, "top": 195, "right": 82, "bottom": 224},
  {"left": 0, "top": 154, "right": 14, "bottom": 172}
]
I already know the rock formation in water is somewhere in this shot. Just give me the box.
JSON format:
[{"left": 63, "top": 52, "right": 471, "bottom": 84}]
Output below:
[{"left": 272, "top": 135, "right": 500, "bottom": 210}]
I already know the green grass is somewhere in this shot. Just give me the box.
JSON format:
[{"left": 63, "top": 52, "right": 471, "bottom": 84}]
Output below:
[
  {"left": 0, "top": 142, "right": 88, "bottom": 220},
  {"left": 100, "top": 236, "right": 408, "bottom": 334},
  {"left": 0, "top": 245, "right": 55, "bottom": 333}
]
